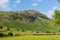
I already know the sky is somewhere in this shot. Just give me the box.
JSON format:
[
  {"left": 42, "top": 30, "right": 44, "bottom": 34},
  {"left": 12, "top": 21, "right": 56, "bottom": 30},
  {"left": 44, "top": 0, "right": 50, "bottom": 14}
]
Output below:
[{"left": 0, "top": 0, "right": 60, "bottom": 18}]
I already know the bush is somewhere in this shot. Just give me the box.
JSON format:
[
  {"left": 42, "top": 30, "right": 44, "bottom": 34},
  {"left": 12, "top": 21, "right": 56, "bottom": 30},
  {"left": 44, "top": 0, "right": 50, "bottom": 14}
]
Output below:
[
  {"left": 17, "top": 29, "right": 20, "bottom": 31},
  {"left": 0, "top": 33, "right": 4, "bottom": 37},
  {"left": 46, "top": 31, "right": 50, "bottom": 33},
  {"left": 36, "top": 31, "right": 39, "bottom": 33},
  {"left": 0, "top": 26, "right": 3, "bottom": 29},
  {"left": 7, "top": 27, "right": 10, "bottom": 31},
  {"left": 8, "top": 32, "right": 13, "bottom": 36},
  {"left": 22, "top": 30, "right": 25, "bottom": 32},
  {"left": 59, "top": 30, "right": 60, "bottom": 32}
]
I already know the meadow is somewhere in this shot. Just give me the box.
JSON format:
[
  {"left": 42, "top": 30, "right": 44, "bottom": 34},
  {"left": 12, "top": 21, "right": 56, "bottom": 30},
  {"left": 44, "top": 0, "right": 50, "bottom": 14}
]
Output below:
[{"left": 0, "top": 35, "right": 60, "bottom": 40}]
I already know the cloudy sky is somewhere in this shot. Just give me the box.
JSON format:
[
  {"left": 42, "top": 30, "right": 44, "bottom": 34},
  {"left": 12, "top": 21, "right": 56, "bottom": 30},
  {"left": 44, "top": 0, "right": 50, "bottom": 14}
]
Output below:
[{"left": 0, "top": 0, "right": 60, "bottom": 18}]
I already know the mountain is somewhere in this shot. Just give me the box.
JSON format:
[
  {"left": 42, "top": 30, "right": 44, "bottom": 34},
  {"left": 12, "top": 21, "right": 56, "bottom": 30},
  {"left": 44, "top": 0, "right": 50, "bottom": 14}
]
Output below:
[{"left": 0, "top": 10, "right": 57, "bottom": 32}]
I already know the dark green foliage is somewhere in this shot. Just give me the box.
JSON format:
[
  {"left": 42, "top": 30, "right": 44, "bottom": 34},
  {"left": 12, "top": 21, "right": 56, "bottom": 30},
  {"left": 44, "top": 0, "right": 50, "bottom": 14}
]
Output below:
[
  {"left": 54, "top": 10, "right": 60, "bottom": 26},
  {"left": 59, "top": 29, "right": 60, "bottom": 32},
  {"left": 17, "top": 29, "right": 20, "bottom": 31},
  {"left": 46, "top": 31, "right": 51, "bottom": 33},
  {"left": 22, "top": 30, "right": 25, "bottom": 32},
  {"left": 0, "top": 33, "right": 4, "bottom": 37},
  {"left": 7, "top": 27, "right": 10, "bottom": 31},
  {"left": 0, "top": 26, "right": 3, "bottom": 29},
  {"left": 8, "top": 32, "right": 13, "bottom": 36},
  {"left": 36, "top": 31, "right": 39, "bottom": 33},
  {"left": 58, "top": 0, "right": 60, "bottom": 3}
]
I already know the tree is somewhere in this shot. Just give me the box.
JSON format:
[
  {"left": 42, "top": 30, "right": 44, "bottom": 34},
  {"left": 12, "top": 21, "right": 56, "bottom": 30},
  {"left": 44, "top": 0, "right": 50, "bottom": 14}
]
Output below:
[
  {"left": 58, "top": 0, "right": 60, "bottom": 3},
  {"left": 22, "top": 30, "right": 25, "bottom": 32},
  {"left": 0, "top": 33, "right": 4, "bottom": 37},
  {"left": 0, "top": 26, "right": 3, "bottom": 29},
  {"left": 8, "top": 32, "right": 13, "bottom": 36},
  {"left": 7, "top": 27, "right": 10, "bottom": 31},
  {"left": 36, "top": 31, "right": 39, "bottom": 33},
  {"left": 54, "top": 10, "right": 60, "bottom": 27}
]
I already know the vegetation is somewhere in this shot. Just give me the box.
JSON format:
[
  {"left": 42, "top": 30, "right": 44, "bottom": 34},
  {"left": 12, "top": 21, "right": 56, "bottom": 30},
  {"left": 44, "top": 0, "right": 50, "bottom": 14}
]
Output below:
[
  {"left": 0, "top": 10, "right": 53, "bottom": 32},
  {"left": 0, "top": 33, "right": 3, "bottom": 37},
  {"left": 54, "top": 10, "right": 60, "bottom": 27},
  {"left": 0, "top": 10, "right": 60, "bottom": 37},
  {"left": 0, "top": 0, "right": 60, "bottom": 39},
  {"left": 8, "top": 32, "right": 13, "bottom": 36},
  {"left": 0, "top": 35, "right": 60, "bottom": 40}
]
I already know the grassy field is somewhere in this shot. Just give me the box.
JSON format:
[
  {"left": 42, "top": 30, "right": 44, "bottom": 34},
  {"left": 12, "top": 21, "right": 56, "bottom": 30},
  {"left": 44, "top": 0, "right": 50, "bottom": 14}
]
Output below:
[{"left": 0, "top": 35, "right": 60, "bottom": 40}]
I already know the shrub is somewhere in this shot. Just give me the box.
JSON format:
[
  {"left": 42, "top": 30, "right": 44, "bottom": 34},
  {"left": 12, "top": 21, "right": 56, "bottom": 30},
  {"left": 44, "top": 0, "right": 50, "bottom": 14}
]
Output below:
[
  {"left": 46, "top": 31, "right": 50, "bottom": 33},
  {"left": 0, "top": 26, "right": 3, "bottom": 29},
  {"left": 36, "top": 31, "right": 39, "bottom": 33},
  {"left": 0, "top": 33, "right": 4, "bottom": 37},
  {"left": 59, "top": 30, "right": 60, "bottom": 32},
  {"left": 7, "top": 27, "right": 10, "bottom": 31},
  {"left": 8, "top": 32, "right": 13, "bottom": 36},
  {"left": 17, "top": 29, "right": 20, "bottom": 31},
  {"left": 22, "top": 30, "right": 25, "bottom": 32}
]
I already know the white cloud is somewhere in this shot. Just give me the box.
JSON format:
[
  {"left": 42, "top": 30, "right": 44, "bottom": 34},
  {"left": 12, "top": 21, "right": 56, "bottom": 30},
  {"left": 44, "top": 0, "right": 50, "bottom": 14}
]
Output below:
[
  {"left": 16, "top": 0, "right": 21, "bottom": 4},
  {"left": 0, "top": 0, "right": 9, "bottom": 10},
  {"left": 0, "top": 0, "right": 21, "bottom": 11},
  {"left": 32, "top": 3, "right": 38, "bottom": 7},
  {"left": 46, "top": 6, "right": 60, "bottom": 19},
  {"left": 13, "top": 0, "right": 21, "bottom": 8}
]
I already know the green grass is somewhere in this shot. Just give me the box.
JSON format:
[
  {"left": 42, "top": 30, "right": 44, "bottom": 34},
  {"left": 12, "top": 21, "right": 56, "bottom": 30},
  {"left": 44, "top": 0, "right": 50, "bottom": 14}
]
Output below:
[{"left": 0, "top": 35, "right": 60, "bottom": 40}]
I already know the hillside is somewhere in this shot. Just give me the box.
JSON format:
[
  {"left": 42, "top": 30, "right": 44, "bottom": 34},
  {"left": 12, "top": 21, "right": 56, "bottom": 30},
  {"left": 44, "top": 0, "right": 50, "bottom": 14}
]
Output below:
[{"left": 0, "top": 10, "right": 58, "bottom": 32}]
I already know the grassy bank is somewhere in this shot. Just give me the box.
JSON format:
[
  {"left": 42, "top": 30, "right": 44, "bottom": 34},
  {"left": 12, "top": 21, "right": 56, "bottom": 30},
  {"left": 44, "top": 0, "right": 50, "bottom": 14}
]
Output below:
[{"left": 0, "top": 35, "right": 60, "bottom": 40}]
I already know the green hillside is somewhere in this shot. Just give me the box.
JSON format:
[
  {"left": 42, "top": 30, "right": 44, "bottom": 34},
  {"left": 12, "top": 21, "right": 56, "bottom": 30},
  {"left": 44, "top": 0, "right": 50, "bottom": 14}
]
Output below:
[{"left": 0, "top": 10, "right": 59, "bottom": 33}]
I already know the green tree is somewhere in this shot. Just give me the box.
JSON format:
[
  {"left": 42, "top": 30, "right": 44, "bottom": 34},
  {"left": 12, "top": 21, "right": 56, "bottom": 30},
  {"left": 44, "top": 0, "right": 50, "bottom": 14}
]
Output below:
[
  {"left": 54, "top": 10, "right": 60, "bottom": 27},
  {"left": 58, "top": 0, "right": 60, "bottom": 3}
]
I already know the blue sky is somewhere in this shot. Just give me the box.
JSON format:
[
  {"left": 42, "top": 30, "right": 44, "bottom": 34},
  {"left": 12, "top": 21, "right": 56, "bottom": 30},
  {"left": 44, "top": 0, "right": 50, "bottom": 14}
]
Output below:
[{"left": 0, "top": 0, "right": 60, "bottom": 18}]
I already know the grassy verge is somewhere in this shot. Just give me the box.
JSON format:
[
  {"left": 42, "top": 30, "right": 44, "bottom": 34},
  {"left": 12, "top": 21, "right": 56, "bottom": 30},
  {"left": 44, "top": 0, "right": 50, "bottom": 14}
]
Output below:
[{"left": 0, "top": 35, "right": 60, "bottom": 40}]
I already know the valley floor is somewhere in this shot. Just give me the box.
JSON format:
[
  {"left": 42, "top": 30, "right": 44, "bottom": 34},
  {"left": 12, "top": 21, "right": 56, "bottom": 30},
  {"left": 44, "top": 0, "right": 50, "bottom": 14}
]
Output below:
[{"left": 0, "top": 35, "right": 60, "bottom": 40}]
